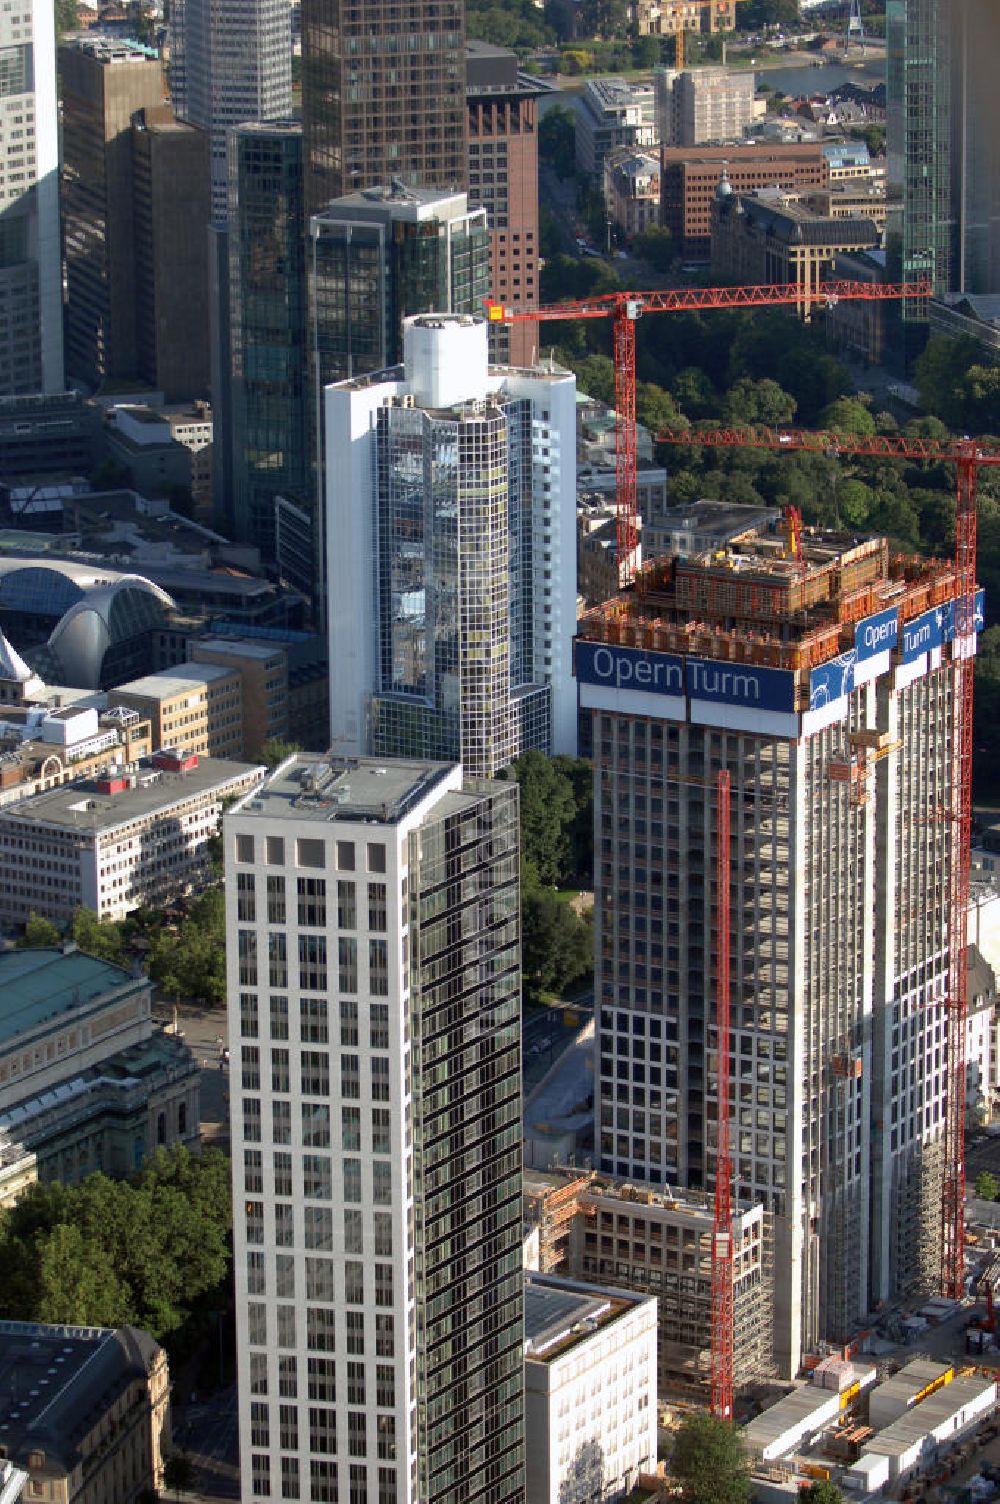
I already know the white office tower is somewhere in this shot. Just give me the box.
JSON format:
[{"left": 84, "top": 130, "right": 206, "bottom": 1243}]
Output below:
[
  {"left": 577, "top": 526, "right": 983, "bottom": 1381},
  {"left": 226, "top": 754, "right": 524, "bottom": 1504},
  {"left": 326, "top": 314, "right": 577, "bottom": 777},
  {"left": 171, "top": 0, "right": 292, "bottom": 219},
  {"left": 0, "top": 0, "right": 62, "bottom": 393}
]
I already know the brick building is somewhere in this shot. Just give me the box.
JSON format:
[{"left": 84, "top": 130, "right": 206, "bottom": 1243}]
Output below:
[{"left": 660, "top": 142, "right": 828, "bottom": 258}]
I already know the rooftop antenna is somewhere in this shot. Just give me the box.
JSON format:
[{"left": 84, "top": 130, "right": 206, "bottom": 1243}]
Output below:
[{"left": 845, "top": 0, "right": 865, "bottom": 56}]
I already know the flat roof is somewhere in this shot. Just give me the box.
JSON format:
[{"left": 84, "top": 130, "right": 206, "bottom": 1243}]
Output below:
[
  {"left": 743, "top": 1384, "right": 840, "bottom": 1451},
  {"left": 234, "top": 754, "right": 463, "bottom": 828},
  {"left": 868, "top": 1376, "right": 996, "bottom": 1457},
  {"left": 111, "top": 663, "right": 236, "bottom": 698},
  {"left": 0, "top": 948, "right": 138, "bottom": 1049},
  {"left": 524, "top": 1273, "right": 645, "bottom": 1362},
  {"left": 0, "top": 757, "right": 261, "bottom": 834},
  {"left": 194, "top": 637, "right": 286, "bottom": 662}
]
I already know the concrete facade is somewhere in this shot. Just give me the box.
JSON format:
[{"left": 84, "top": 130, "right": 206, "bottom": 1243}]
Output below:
[{"left": 108, "top": 662, "right": 244, "bottom": 760}]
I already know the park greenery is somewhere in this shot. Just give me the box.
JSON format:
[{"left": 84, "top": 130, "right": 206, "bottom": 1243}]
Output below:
[
  {"left": 20, "top": 889, "right": 228, "bottom": 1008},
  {"left": 0, "top": 1146, "right": 232, "bottom": 1347},
  {"left": 670, "top": 1413, "right": 751, "bottom": 1504},
  {"left": 976, "top": 1170, "right": 1000, "bottom": 1202},
  {"left": 504, "top": 751, "right": 595, "bottom": 1002}
]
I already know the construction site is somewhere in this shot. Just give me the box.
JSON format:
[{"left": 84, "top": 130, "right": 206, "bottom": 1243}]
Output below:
[
  {"left": 574, "top": 505, "right": 982, "bottom": 1380},
  {"left": 524, "top": 1167, "right": 771, "bottom": 1399}
]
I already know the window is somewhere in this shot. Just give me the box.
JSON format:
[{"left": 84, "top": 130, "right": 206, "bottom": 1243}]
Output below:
[
  {"left": 239, "top": 930, "right": 257, "bottom": 985},
  {"left": 373, "top": 1162, "right": 392, "bottom": 1205},
  {"left": 240, "top": 992, "right": 259, "bottom": 1038},
  {"left": 237, "top": 871, "right": 256, "bottom": 921},
  {"left": 251, "top": 1452, "right": 271, "bottom": 1497},
  {"left": 251, "top": 1400, "right": 270, "bottom": 1447},
  {"left": 272, "top": 1099, "right": 291, "bottom": 1145},
  {"left": 280, "top": 1456, "right": 300, "bottom": 1500},
  {"left": 243, "top": 1096, "right": 261, "bottom": 1142},
  {"left": 303, "top": 1154, "right": 332, "bottom": 1200},
  {"left": 277, "top": 1304, "right": 296, "bottom": 1349},
  {"left": 241, "top": 1045, "right": 260, "bottom": 1091},
  {"left": 306, "top": 1256, "right": 335, "bottom": 1300},
  {"left": 338, "top": 880, "right": 356, "bottom": 927},
  {"left": 302, "top": 1102, "right": 331, "bottom": 1147},
  {"left": 248, "top": 1301, "right": 267, "bottom": 1344},
  {"left": 247, "top": 1249, "right": 265, "bottom": 1294},
  {"left": 305, "top": 1206, "right": 333, "bottom": 1250},
  {"left": 275, "top": 1253, "right": 295, "bottom": 1299},
  {"left": 369, "top": 939, "right": 389, "bottom": 996},
  {"left": 275, "top": 1203, "right": 294, "bottom": 1247},
  {"left": 371, "top": 1108, "right": 391, "bottom": 1155},
  {"left": 271, "top": 1047, "right": 290, "bottom": 1094},
  {"left": 299, "top": 933, "right": 327, "bottom": 991},
  {"left": 341, "top": 1054, "right": 360, "bottom": 1100},
  {"left": 339, "top": 937, "right": 358, "bottom": 991},
  {"left": 340, "top": 998, "right": 358, "bottom": 1046},
  {"left": 310, "top": 1460, "right": 337, "bottom": 1502},
  {"left": 371, "top": 1056, "right": 390, "bottom": 1103},
  {"left": 349, "top": 1415, "right": 368, "bottom": 1459},
  {"left": 244, "top": 1148, "right": 263, "bottom": 1194},
  {"left": 301, "top": 996, "right": 328, "bottom": 1043},
  {"left": 374, "top": 1263, "right": 393, "bottom": 1306},
  {"left": 370, "top": 1003, "right": 389, "bottom": 1049},
  {"left": 301, "top": 1050, "right": 330, "bottom": 1097},
  {"left": 269, "top": 933, "right": 287, "bottom": 988},
  {"left": 278, "top": 1355, "right": 297, "bottom": 1397},
  {"left": 236, "top": 833, "right": 254, "bottom": 863},
  {"left": 308, "top": 1356, "right": 336, "bottom": 1401},
  {"left": 343, "top": 1158, "right": 362, "bottom": 1203},
  {"left": 297, "top": 838, "right": 325, "bottom": 868},
  {"left": 273, "top": 1151, "right": 293, "bottom": 1197},
  {"left": 376, "top": 1365, "right": 395, "bottom": 1408},
  {"left": 347, "top": 1361, "right": 366, "bottom": 1405},
  {"left": 246, "top": 1200, "right": 264, "bottom": 1245},
  {"left": 337, "top": 840, "right": 355, "bottom": 871},
  {"left": 249, "top": 1353, "right": 268, "bottom": 1395},
  {"left": 341, "top": 1104, "right": 361, "bottom": 1151},
  {"left": 269, "top": 995, "right": 289, "bottom": 1041},
  {"left": 379, "top": 1467, "right": 397, "bottom": 1504},
  {"left": 344, "top": 1207, "right": 363, "bottom": 1254},
  {"left": 310, "top": 1407, "right": 337, "bottom": 1455},
  {"left": 266, "top": 835, "right": 284, "bottom": 865},
  {"left": 368, "top": 881, "right": 387, "bottom": 931},
  {"left": 298, "top": 876, "right": 326, "bottom": 926},
  {"left": 347, "top": 1310, "right": 365, "bottom": 1354},
  {"left": 306, "top": 1308, "right": 336, "bottom": 1351},
  {"left": 266, "top": 874, "right": 285, "bottom": 924},
  {"left": 367, "top": 842, "right": 386, "bottom": 873},
  {"left": 373, "top": 1211, "right": 392, "bottom": 1256},
  {"left": 345, "top": 1260, "right": 365, "bottom": 1302},
  {"left": 375, "top": 1314, "right": 394, "bottom": 1357}
]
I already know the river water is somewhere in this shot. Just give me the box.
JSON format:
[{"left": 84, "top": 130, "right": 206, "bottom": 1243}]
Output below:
[{"left": 754, "top": 60, "right": 886, "bottom": 96}]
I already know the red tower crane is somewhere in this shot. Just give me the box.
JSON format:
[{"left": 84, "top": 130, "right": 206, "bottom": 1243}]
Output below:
[
  {"left": 487, "top": 280, "right": 931, "bottom": 587},
  {"left": 656, "top": 424, "right": 1000, "bottom": 1305}
]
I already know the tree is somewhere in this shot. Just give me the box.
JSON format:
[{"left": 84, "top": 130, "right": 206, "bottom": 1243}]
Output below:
[
  {"left": 509, "top": 750, "right": 578, "bottom": 885},
  {"left": 798, "top": 1485, "right": 844, "bottom": 1504},
  {"left": 19, "top": 913, "right": 62, "bottom": 948},
  {"left": 670, "top": 1413, "right": 750, "bottom": 1504},
  {"left": 539, "top": 104, "right": 576, "bottom": 178},
  {"left": 976, "top": 1170, "right": 999, "bottom": 1201},
  {"left": 55, "top": 0, "right": 79, "bottom": 38},
  {"left": 148, "top": 885, "right": 227, "bottom": 1007},
  {"left": 912, "top": 335, "right": 981, "bottom": 430},
  {"left": 632, "top": 226, "right": 674, "bottom": 272},
  {"left": 35, "top": 1222, "right": 133, "bottom": 1329},
  {"left": 70, "top": 907, "right": 125, "bottom": 965},
  {"left": 737, "top": 0, "right": 800, "bottom": 26},
  {"left": 261, "top": 737, "right": 300, "bottom": 769},
  {"left": 521, "top": 873, "right": 593, "bottom": 1001},
  {"left": 163, "top": 1451, "right": 196, "bottom": 1501},
  {"left": 819, "top": 395, "right": 876, "bottom": 437},
  {"left": 722, "top": 377, "right": 796, "bottom": 427}
]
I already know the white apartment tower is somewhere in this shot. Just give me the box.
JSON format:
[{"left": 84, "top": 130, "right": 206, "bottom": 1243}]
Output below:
[
  {"left": 326, "top": 314, "right": 577, "bottom": 777},
  {"left": 226, "top": 754, "right": 524, "bottom": 1504},
  {"left": 170, "top": 0, "right": 293, "bottom": 219},
  {"left": 577, "top": 525, "right": 982, "bottom": 1379},
  {"left": 0, "top": 0, "right": 62, "bottom": 393}
]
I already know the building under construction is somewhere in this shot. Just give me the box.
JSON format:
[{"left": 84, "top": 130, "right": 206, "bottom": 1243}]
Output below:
[
  {"left": 575, "top": 519, "right": 983, "bottom": 1378},
  {"left": 524, "top": 1168, "right": 771, "bottom": 1398}
]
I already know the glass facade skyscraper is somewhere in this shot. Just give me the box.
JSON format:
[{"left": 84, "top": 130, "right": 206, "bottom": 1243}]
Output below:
[
  {"left": 326, "top": 315, "right": 578, "bottom": 776},
  {"left": 310, "top": 186, "right": 491, "bottom": 390},
  {"left": 300, "top": 0, "right": 467, "bottom": 213},
  {"left": 226, "top": 756, "right": 525, "bottom": 1504},
  {"left": 227, "top": 121, "right": 310, "bottom": 563}
]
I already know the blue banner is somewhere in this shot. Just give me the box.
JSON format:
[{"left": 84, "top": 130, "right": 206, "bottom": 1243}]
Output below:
[
  {"left": 809, "top": 651, "right": 855, "bottom": 710},
  {"left": 575, "top": 640, "right": 684, "bottom": 696},
  {"left": 855, "top": 607, "right": 897, "bottom": 662},
  {"left": 686, "top": 656, "right": 796, "bottom": 713},
  {"left": 901, "top": 604, "right": 949, "bottom": 663}
]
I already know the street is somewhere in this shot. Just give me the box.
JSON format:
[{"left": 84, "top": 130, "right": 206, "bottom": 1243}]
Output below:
[{"left": 173, "top": 1385, "right": 240, "bottom": 1501}]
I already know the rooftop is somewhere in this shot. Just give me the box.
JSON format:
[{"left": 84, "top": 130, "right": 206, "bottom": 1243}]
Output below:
[
  {"left": 0, "top": 948, "right": 140, "bottom": 1050},
  {"left": 867, "top": 1375, "right": 996, "bottom": 1459},
  {"left": 0, "top": 1321, "right": 161, "bottom": 1475},
  {"left": 111, "top": 663, "right": 236, "bottom": 699},
  {"left": 0, "top": 756, "right": 261, "bottom": 834},
  {"left": 234, "top": 755, "right": 463, "bottom": 828},
  {"left": 523, "top": 1273, "right": 641, "bottom": 1363}
]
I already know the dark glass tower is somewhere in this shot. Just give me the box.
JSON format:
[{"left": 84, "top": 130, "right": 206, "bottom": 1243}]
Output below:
[
  {"left": 310, "top": 185, "right": 491, "bottom": 389},
  {"left": 300, "top": 0, "right": 468, "bottom": 213},
  {"left": 226, "top": 121, "right": 310, "bottom": 562}
]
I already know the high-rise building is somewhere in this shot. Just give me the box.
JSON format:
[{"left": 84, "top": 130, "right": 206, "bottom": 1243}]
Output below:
[
  {"left": 466, "top": 41, "right": 544, "bottom": 369},
  {"left": 888, "top": 0, "right": 1000, "bottom": 309},
  {"left": 226, "top": 753, "right": 524, "bottom": 1504},
  {"left": 310, "top": 185, "right": 491, "bottom": 390},
  {"left": 61, "top": 39, "right": 166, "bottom": 389},
  {"left": 0, "top": 0, "right": 62, "bottom": 395},
  {"left": 576, "top": 520, "right": 981, "bottom": 1378},
  {"left": 226, "top": 121, "right": 309, "bottom": 559},
  {"left": 326, "top": 314, "right": 577, "bottom": 775},
  {"left": 61, "top": 41, "right": 210, "bottom": 397},
  {"left": 300, "top": 0, "right": 467, "bottom": 212},
  {"left": 169, "top": 0, "right": 293, "bottom": 220}
]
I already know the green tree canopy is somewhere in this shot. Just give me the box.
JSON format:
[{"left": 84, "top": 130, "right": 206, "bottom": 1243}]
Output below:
[
  {"left": 671, "top": 1414, "right": 750, "bottom": 1504},
  {"left": 722, "top": 376, "right": 797, "bottom": 427},
  {"left": 798, "top": 1483, "right": 845, "bottom": 1504},
  {"left": 976, "top": 1170, "right": 999, "bottom": 1201},
  {"left": 148, "top": 884, "right": 226, "bottom": 1007},
  {"left": 632, "top": 225, "right": 675, "bottom": 272},
  {"left": 539, "top": 104, "right": 576, "bottom": 178},
  {"left": 261, "top": 737, "right": 300, "bottom": 769},
  {"left": 819, "top": 395, "right": 876, "bottom": 437},
  {"left": 70, "top": 907, "right": 126, "bottom": 965},
  {"left": 19, "top": 914, "right": 62, "bottom": 948},
  {"left": 521, "top": 875, "right": 593, "bottom": 1001}
]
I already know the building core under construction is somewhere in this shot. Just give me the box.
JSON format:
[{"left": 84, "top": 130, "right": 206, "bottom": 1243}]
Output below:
[{"left": 575, "top": 519, "right": 984, "bottom": 1378}]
